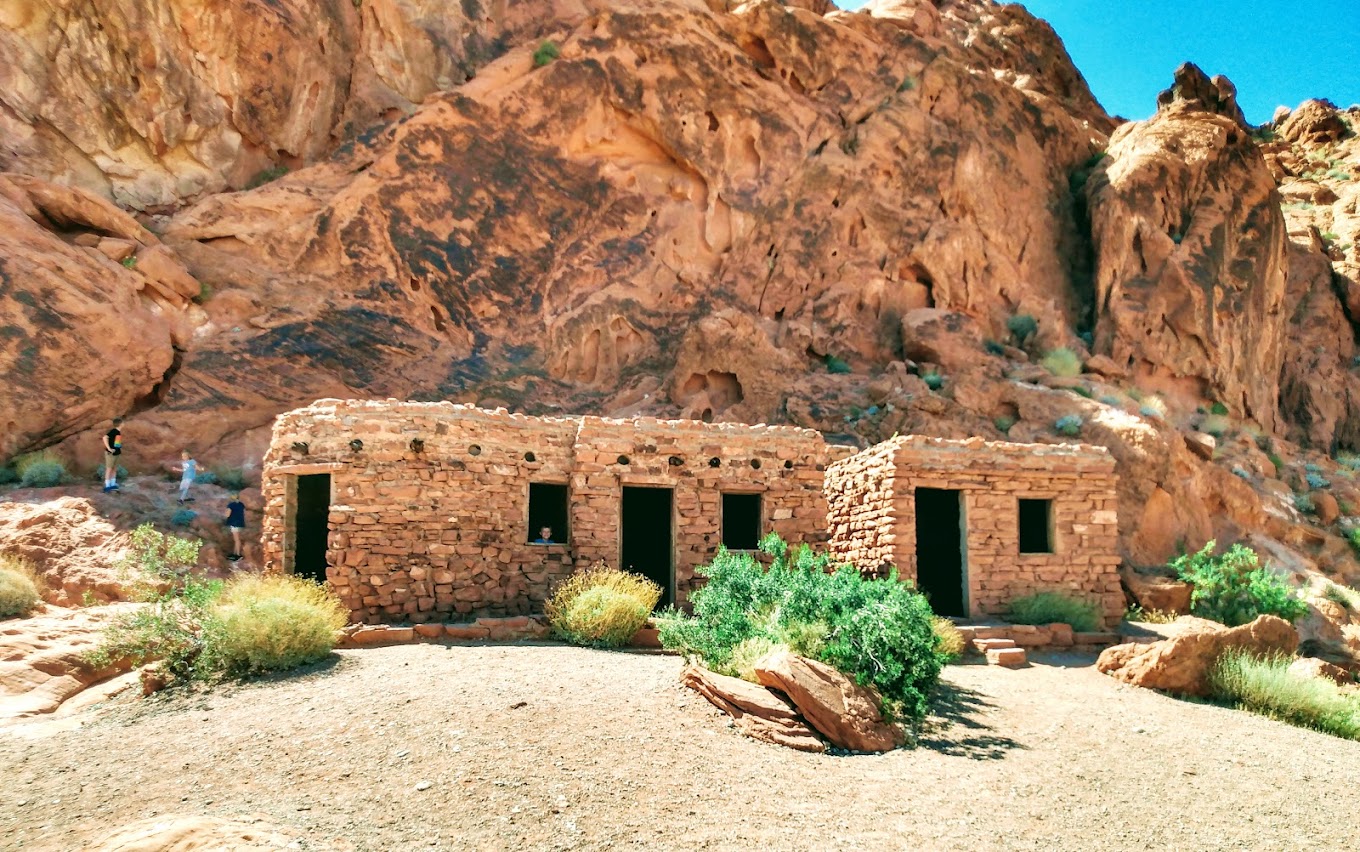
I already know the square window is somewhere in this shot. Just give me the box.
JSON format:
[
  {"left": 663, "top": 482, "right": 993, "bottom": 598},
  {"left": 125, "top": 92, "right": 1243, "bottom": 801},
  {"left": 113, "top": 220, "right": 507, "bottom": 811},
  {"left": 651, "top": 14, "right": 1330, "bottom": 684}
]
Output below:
[
  {"left": 1018, "top": 498, "right": 1053, "bottom": 554},
  {"left": 721, "top": 493, "right": 762, "bottom": 550},
  {"left": 528, "top": 483, "right": 569, "bottom": 544}
]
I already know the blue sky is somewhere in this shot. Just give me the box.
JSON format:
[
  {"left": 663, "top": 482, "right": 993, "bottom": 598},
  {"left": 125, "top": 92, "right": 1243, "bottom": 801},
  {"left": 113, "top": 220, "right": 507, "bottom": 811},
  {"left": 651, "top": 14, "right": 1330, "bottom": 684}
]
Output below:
[{"left": 847, "top": 1, "right": 1360, "bottom": 125}]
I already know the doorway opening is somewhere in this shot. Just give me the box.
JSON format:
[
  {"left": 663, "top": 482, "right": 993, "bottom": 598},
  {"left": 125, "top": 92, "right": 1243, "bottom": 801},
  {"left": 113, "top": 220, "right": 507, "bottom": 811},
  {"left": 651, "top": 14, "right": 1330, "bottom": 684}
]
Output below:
[
  {"left": 913, "top": 487, "right": 966, "bottom": 617},
  {"left": 621, "top": 486, "right": 674, "bottom": 609},
  {"left": 293, "top": 474, "right": 331, "bottom": 584}
]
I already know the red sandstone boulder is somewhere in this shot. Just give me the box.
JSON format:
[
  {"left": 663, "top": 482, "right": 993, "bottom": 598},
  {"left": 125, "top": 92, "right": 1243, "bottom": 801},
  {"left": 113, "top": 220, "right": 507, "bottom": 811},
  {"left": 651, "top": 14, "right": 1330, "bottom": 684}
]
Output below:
[
  {"left": 1288, "top": 656, "right": 1352, "bottom": 687},
  {"left": 1119, "top": 565, "right": 1192, "bottom": 615},
  {"left": 1097, "top": 615, "right": 1299, "bottom": 696},
  {"left": 680, "top": 665, "right": 825, "bottom": 753},
  {"left": 753, "top": 651, "right": 904, "bottom": 752}
]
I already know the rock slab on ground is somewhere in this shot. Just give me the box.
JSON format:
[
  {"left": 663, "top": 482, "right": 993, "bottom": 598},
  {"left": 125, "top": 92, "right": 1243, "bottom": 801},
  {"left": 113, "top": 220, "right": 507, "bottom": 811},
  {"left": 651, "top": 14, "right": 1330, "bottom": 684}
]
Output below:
[
  {"left": 1096, "top": 615, "right": 1300, "bottom": 696},
  {"left": 753, "top": 650, "right": 904, "bottom": 752},
  {"left": 680, "top": 664, "right": 825, "bottom": 753}
]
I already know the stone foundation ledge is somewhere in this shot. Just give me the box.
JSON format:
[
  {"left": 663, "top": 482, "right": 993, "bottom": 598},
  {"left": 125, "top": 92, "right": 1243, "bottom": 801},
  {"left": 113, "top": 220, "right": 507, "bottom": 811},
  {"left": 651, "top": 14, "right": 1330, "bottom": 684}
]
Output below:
[
  {"left": 956, "top": 622, "right": 1120, "bottom": 653},
  {"left": 337, "top": 618, "right": 667, "bottom": 648}
]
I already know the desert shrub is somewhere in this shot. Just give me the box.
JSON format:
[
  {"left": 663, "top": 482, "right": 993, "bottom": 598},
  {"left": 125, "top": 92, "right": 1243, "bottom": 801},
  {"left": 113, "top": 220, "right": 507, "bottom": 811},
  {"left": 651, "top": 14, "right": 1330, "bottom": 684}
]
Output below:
[
  {"left": 1322, "top": 582, "right": 1360, "bottom": 611},
  {"left": 897, "top": 76, "right": 917, "bottom": 92},
  {"left": 1209, "top": 651, "right": 1360, "bottom": 740},
  {"left": 824, "top": 354, "right": 852, "bottom": 374},
  {"left": 246, "top": 165, "right": 289, "bottom": 189},
  {"left": 0, "top": 465, "right": 17, "bottom": 485},
  {"left": 194, "top": 282, "right": 214, "bottom": 304},
  {"left": 1321, "top": 231, "right": 1340, "bottom": 243},
  {"left": 207, "top": 574, "right": 346, "bottom": 676},
  {"left": 1067, "top": 385, "right": 1093, "bottom": 399},
  {"left": 1210, "top": 401, "right": 1230, "bottom": 415},
  {"left": 1006, "top": 313, "right": 1038, "bottom": 345},
  {"left": 532, "top": 40, "right": 560, "bottom": 67},
  {"left": 1054, "top": 414, "right": 1083, "bottom": 437},
  {"left": 1294, "top": 492, "right": 1316, "bottom": 514},
  {"left": 983, "top": 339, "right": 1006, "bottom": 356},
  {"left": 921, "top": 371, "right": 944, "bottom": 390},
  {"left": 90, "top": 526, "right": 346, "bottom": 680},
  {"left": 1171, "top": 541, "right": 1307, "bottom": 626},
  {"left": 16, "top": 451, "right": 65, "bottom": 488},
  {"left": 993, "top": 415, "right": 1015, "bottom": 434},
  {"left": 1267, "top": 453, "right": 1285, "bottom": 476},
  {"left": 1040, "top": 347, "right": 1082, "bottom": 377},
  {"left": 1200, "top": 414, "right": 1230, "bottom": 437},
  {"left": 729, "top": 635, "right": 783, "bottom": 683},
  {"left": 170, "top": 508, "right": 197, "bottom": 527},
  {"left": 658, "top": 534, "right": 944, "bottom": 726},
  {"left": 0, "top": 554, "right": 42, "bottom": 618},
  {"left": 1348, "top": 528, "right": 1360, "bottom": 557},
  {"left": 545, "top": 565, "right": 661, "bottom": 648},
  {"left": 1007, "top": 592, "right": 1101, "bottom": 632},
  {"left": 931, "top": 616, "right": 965, "bottom": 662},
  {"left": 1099, "top": 394, "right": 1122, "bottom": 407},
  {"left": 195, "top": 470, "right": 220, "bottom": 486},
  {"left": 1306, "top": 471, "right": 1331, "bottom": 490},
  {"left": 212, "top": 467, "right": 249, "bottom": 491},
  {"left": 1124, "top": 604, "right": 1177, "bottom": 624}
]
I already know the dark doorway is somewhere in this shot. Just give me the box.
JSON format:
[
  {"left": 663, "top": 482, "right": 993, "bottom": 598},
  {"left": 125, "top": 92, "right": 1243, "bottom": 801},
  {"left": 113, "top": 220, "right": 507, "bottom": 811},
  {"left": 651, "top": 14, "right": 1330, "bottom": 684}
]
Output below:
[
  {"left": 914, "top": 488, "right": 966, "bottom": 617},
  {"left": 1018, "top": 499, "right": 1053, "bottom": 553},
  {"left": 721, "top": 492, "right": 762, "bottom": 550},
  {"left": 621, "top": 486, "right": 674, "bottom": 608},
  {"left": 528, "top": 482, "right": 569, "bottom": 544},
  {"left": 294, "top": 474, "right": 331, "bottom": 584}
]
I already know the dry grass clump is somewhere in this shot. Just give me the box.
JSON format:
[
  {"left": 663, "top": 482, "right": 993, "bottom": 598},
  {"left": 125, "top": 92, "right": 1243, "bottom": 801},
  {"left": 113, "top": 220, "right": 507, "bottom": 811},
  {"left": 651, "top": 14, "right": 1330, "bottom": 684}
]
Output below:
[
  {"left": 209, "top": 574, "right": 347, "bottom": 676},
  {"left": 931, "top": 616, "right": 966, "bottom": 662},
  {"left": 545, "top": 565, "right": 661, "bottom": 648},
  {"left": 1040, "top": 347, "right": 1083, "bottom": 378},
  {"left": 1209, "top": 651, "right": 1360, "bottom": 741},
  {"left": 0, "top": 553, "right": 43, "bottom": 617},
  {"left": 1124, "top": 605, "right": 1179, "bottom": 624}
]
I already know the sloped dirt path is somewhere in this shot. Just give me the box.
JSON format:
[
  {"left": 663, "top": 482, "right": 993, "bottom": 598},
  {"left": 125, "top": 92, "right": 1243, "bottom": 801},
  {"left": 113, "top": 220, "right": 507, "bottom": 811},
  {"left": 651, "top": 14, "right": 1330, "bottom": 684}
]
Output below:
[{"left": 2, "top": 644, "right": 1358, "bottom": 851}]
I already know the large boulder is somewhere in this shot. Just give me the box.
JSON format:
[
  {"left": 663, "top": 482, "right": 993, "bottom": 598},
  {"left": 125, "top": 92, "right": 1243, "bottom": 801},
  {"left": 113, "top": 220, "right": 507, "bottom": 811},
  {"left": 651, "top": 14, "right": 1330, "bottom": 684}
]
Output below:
[
  {"left": 753, "top": 650, "right": 904, "bottom": 752},
  {"left": 1097, "top": 615, "right": 1300, "bottom": 696},
  {"left": 680, "top": 664, "right": 825, "bottom": 753},
  {"left": 0, "top": 604, "right": 138, "bottom": 720},
  {"left": 0, "top": 496, "right": 132, "bottom": 605},
  {"left": 1119, "top": 565, "right": 1192, "bottom": 614}
]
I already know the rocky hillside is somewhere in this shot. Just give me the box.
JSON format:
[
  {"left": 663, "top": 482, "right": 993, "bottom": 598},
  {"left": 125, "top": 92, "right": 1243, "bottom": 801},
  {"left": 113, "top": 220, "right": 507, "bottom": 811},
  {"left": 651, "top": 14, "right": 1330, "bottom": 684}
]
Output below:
[{"left": 3, "top": 0, "right": 1360, "bottom": 589}]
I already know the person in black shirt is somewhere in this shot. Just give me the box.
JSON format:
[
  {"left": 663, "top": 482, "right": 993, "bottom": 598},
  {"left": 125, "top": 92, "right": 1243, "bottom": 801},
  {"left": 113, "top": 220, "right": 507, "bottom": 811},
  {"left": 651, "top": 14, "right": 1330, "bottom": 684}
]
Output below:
[
  {"left": 225, "top": 492, "right": 246, "bottom": 560},
  {"left": 102, "top": 417, "right": 123, "bottom": 493}
]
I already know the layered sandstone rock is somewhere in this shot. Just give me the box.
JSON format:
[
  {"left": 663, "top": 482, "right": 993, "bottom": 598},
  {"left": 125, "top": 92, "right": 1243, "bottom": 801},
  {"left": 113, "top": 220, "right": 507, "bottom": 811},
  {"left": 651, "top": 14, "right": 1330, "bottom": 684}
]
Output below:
[
  {"left": 1096, "top": 614, "right": 1299, "bottom": 696},
  {"left": 681, "top": 664, "right": 826, "bottom": 752},
  {"left": 753, "top": 650, "right": 904, "bottom": 752},
  {"left": 0, "top": 604, "right": 138, "bottom": 720}
]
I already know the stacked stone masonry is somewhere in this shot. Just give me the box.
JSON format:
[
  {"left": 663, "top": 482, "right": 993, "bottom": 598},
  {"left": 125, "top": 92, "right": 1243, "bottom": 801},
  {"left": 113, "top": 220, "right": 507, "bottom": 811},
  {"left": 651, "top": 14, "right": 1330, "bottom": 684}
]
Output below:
[
  {"left": 261, "top": 400, "right": 831, "bottom": 624},
  {"left": 825, "top": 435, "right": 1123, "bottom": 628}
]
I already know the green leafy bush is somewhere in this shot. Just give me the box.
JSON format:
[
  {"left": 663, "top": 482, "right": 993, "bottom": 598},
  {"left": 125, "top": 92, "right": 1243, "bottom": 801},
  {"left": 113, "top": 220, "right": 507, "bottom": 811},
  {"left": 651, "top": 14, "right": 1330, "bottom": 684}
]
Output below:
[
  {"left": 823, "top": 354, "right": 852, "bottom": 374},
  {"left": 89, "top": 526, "right": 346, "bottom": 680},
  {"left": 1040, "top": 347, "right": 1082, "bottom": 377},
  {"left": 922, "top": 371, "right": 944, "bottom": 390},
  {"left": 1007, "top": 592, "right": 1101, "bottom": 632},
  {"left": 1006, "top": 314, "right": 1038, "bottom": 345},
  {"left": 1054, "top": 414, "right": 1083, "bottom": 437},
  {"left": 532, "top": 40, "right": 560, "bottom": 67},
  {"left": 1171, "top": 541, "right": 1307, "bottom": 626},
  {"left": 0, "top": 466, "right": 18, "bottom": 485},
  {"left": 0, "top": 554, "right": 42, "bottom": 618},
  {"left": 545, "top": 565, "right": 661, "bottom": 648},
  {"left": 1209, "top": 651, "right": 1360, "bottom": 740},
  {"left": 1210, "top": 401, "right": 1230, "bottom": 415},
  {"left": 16, "top": 451, "right": 65, "bottom": 488},
  {"left": 658, "top": 534, "right": 944, "bottom": 726},
  {"left": 208, "top": 574, "right": 347, "bottom": 676}
]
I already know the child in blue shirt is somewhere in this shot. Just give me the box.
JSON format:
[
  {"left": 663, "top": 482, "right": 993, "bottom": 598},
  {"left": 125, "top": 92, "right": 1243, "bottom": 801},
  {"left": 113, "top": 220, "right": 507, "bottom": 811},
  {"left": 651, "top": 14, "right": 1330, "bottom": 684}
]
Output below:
[{"left": 177, "top": 451, "right": 197, "bottom": 505}]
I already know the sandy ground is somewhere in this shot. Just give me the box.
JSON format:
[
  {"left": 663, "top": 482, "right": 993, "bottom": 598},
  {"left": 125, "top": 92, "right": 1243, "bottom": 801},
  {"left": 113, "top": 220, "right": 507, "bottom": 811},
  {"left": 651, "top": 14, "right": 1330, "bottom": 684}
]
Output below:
[{"left": 2, "top": 643, "right": 1358, "bottom": 851}]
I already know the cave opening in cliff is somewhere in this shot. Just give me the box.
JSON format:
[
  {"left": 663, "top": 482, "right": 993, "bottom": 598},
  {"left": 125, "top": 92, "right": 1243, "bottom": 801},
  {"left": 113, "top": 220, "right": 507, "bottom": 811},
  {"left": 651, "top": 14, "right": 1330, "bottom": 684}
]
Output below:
[
  {"left": 914, "top": 488, "right": 967, "bottom": 617},
  {"left": 621, "top": 486, "right": 673, "bottom": 609},
  {"left": 292, "top": 474, "right": 331, "bottom": 584}
]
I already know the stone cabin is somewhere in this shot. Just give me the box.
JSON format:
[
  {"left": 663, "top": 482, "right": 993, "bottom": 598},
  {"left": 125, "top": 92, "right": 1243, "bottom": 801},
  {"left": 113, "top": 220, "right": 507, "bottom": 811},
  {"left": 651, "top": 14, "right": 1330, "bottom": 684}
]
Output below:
[
  {"left": 824, "top": 435, "right": 1123, "bottom": 627},
  {"left": 260, "top": 400, "right": 832, "bottom": 624},
  {"left": 260, "top": 401, "right": 1122, "bottom": 628}
]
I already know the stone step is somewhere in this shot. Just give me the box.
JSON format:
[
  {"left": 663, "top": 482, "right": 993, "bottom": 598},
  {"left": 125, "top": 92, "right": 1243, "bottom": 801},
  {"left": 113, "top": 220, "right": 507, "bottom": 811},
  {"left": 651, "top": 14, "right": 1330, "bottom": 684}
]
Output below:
[
  {"left": 986, "top": 647, "right": 1028, "bottom": 668},
  {"left": 972, "top": 638, "right": 1017, "bottom": 653}
]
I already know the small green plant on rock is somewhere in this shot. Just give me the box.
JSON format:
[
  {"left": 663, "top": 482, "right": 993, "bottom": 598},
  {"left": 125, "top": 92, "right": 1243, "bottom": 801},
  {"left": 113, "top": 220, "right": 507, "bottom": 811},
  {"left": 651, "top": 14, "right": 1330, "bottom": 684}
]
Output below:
[
  {"left": 1294, "top": 492, "right": 1316, "bottom": 514},
  {"left": 1040, "top": 347, "right": 1082, "bottom": 377},
  {"left": 1008, "top": 592, "right": 1101, "bottom": 632},
  {"left": 1170, "top": 540, "right": 1307, "bottom": 626},
  {"left": 1054, "top": 414, "right": 1083, "bottom": 438},
  {"left": 532, "top": 40, "right": 560, "bottom": 67},
  {"left": 1324, "top": 581, "right": 1360, "bottom": 611},
  {"left": 1124, "top": 604, "right": 1177, "bottom": 624},
  {"left": 121, "top": 255, "right": 137, "bottom": 269},
  {"left": 922, "top": 370, "right": 944, "bottom": 390},
  {"left": 1210, "top": 401, "right": 1230, "bottom": 415},
  {"left": 823, "top": 353, "right": 852, "bottom": 374},
  {"left": 993, "top": 415, "right": 1016, "bottom": 434},
  {"left": 1006, "top": 314, "right": 1038, "bottom": 347},
  {"left": 545, "top": 565, "right": 660, "bottom": 648},
  {"left": 170, "top": 508, "right": 197, "bottom": 527}
]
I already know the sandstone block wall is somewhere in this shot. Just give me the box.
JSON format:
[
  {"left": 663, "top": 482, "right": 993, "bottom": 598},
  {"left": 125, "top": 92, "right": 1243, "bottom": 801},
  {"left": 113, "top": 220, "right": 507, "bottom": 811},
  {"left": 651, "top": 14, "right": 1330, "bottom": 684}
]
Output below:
[
  {"left": 262, "top": 400, "right": 830, "bottom": 624},
  {"left": 827, "top": 435, "right": 1122, "bottom": 627}
]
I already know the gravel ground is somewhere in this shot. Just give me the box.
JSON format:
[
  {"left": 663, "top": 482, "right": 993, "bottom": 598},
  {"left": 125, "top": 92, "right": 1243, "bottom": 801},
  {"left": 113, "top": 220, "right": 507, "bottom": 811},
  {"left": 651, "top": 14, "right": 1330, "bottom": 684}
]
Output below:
[{"left": 2, "top": 643, "right": 1358, "bottom": 851}]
